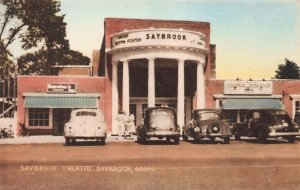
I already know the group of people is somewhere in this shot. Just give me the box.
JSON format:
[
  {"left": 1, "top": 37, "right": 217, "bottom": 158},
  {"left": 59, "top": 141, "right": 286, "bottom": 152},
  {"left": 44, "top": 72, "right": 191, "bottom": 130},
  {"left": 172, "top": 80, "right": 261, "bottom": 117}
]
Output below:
[{"left": 116, "top": 111, "right": 136, "bottom": 139}]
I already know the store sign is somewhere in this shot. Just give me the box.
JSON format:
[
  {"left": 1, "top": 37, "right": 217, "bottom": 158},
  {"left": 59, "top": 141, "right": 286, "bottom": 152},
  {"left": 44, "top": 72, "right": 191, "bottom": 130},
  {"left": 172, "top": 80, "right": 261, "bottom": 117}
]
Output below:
[
  {"left": 111, "top": 29, "right": 206, "bottom": 50},
  {"left": 224, "top": 81, "right": 273, "bottom": 95},
  {"left": 47, "top": 84, "right": 76, "bottom": 93}
]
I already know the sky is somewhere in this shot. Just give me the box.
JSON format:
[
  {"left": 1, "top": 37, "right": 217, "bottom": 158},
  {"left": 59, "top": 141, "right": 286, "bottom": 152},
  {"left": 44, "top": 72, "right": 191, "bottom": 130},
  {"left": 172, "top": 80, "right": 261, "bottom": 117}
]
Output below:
[{"left": 58, "top": 0, "right": 300, "bottom": 80}]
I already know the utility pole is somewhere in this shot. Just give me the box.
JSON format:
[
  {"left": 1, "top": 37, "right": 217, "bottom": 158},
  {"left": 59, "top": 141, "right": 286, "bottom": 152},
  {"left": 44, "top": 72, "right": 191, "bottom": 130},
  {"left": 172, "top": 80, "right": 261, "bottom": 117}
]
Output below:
[{"left": 2, "top": 63, "right": 6, "bottom": 115}]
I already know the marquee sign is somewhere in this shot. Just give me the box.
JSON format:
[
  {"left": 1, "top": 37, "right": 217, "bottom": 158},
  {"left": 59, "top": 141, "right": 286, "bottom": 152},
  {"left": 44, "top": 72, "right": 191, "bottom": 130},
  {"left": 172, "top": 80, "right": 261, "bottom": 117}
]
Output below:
[
  {"left": 47, "top": 84, "right": 76, "bottom": 93},
  {"left": 224, "top": 81, "right": 273, "bottom": 95},
  {"left": 111, "top": 29, "right": 206, "bottom": 50}
]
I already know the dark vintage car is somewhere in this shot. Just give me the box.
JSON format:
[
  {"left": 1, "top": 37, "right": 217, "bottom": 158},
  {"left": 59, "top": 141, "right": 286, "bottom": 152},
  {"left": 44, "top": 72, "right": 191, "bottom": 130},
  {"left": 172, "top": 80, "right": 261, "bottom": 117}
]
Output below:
[
  {"left": 182, "top": 109, "right": 232, "bottom": 144},
  {"left": 136, "top": 107, "right": 180, "bottom": 144},
  {"left": 232, "top": 109, "right": 300, "bottom": 143},
  {"left": 294, "top": 112, "right": 300, "bottom": 127}
]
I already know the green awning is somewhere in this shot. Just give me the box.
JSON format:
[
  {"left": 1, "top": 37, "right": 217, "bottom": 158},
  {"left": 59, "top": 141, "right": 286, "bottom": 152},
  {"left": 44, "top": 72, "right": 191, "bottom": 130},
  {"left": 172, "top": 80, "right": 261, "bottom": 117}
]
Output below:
[
  {"left": 221, "top": 99, "right": 284, "bottom": 110},
  {"left": 25, "top": 96, "right": 98, "bottom": 108}
]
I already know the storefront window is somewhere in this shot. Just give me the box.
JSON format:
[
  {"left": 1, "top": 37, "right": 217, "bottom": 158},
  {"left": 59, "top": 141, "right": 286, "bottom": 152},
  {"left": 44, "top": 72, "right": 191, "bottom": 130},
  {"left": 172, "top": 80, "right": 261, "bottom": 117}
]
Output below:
[
  {"left": 142, "top": 104, "right": 148, "bottom": 111},
  {"left": 28, "top": 108, "right": 50, "bottom": 127},
  {"left": 240, "top": 110, "right": 249, "bottom": 122}
]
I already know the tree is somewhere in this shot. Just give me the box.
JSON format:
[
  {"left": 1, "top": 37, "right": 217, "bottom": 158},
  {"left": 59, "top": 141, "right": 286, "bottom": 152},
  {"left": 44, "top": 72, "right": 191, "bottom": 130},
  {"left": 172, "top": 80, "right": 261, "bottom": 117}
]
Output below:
[
  {"left": 60, "top": 50, "right": 90, "bottom": 66},
  {"left": 17, "top": 49, "right": 91, "bottom": 75},
  {"left": 1, "top": 0, "right": 68, "bottom": 61},
  {"left": 274, "top": 59, "right": 299, "bottom": 79},
  {"left": 16, "top": 47, "right": 52, "bottom": 75},
  {"left": 1, "top": 0, "right": 90, "bottom": 75},
  {"left": 0, "top": 43, "right": 15, "bottom": 80}
]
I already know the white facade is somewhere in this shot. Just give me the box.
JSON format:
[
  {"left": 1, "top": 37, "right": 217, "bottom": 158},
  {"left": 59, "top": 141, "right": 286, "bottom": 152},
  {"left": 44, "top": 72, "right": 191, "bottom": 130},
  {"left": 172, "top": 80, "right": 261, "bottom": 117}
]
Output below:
[{"left": 108, "top": 29, "right": 208, "bottom": 134}]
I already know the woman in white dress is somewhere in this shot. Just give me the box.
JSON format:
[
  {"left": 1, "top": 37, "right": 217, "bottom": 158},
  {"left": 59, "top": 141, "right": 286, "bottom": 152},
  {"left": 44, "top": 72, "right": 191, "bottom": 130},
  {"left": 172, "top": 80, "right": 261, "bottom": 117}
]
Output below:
[
  {"left": 124, "top": 114, "right": 136, "bottom": 139},
  {"left": 116, "top": 111, "right": 126, "bottom": 139}
]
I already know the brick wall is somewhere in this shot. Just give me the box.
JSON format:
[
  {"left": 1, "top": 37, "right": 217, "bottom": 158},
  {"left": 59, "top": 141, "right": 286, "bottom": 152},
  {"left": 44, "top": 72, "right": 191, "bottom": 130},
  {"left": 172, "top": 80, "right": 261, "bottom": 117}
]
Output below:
[
  {"left": 17, "top": 76, "right": 108, "bottom": 133},
  {"left": 56, "top": 67, "right": 91, "bottom": 76},
  {"left": 206, "top": 79, "right": 224, "bottom": 108},
  {"left": 204, "top": 79, "right": 300, "bottom": 117},
  {"left": 92, "top": 50, "right": 100, "bottom": 76},
  {"left": 205, "top": 44, "right": 216, "bottom": 80},
  {"left": 273, "top": 80, "right": 300, "bottom": 116}
]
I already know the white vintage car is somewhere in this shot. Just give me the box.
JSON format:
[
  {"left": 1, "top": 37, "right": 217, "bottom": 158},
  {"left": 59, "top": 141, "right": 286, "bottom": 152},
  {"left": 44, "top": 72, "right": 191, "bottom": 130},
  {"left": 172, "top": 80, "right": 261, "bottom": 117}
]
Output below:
[{"left": 64, "top": 109, "right": 107, "bottom": 145}]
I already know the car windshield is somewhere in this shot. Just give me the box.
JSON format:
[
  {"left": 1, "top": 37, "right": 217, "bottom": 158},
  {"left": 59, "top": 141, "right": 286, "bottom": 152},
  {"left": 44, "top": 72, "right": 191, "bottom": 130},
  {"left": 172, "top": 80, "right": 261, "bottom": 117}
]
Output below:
[
  {"left": 195, "top": 112, "right": 220, "bottom": 121},
  {"left": 149, "top": 109, "right": 175, "bottom": 129},
  {"left": 260, "top": 110, "right": 292, "bottom": 125},
  {"left": 295, "top": 112, "right": 300, "bottom": 123},
  {"left": 70, "top": 110, "right": 105, "bottom": 122},
  {"left": 76, "top": 111, "right": 97, "bottom": 116}
]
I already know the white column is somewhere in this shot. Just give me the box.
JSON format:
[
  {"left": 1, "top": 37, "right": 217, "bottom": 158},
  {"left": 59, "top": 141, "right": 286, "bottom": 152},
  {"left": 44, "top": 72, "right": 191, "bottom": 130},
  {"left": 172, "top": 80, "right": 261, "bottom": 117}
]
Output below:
[
  {"left": 215, "top": 99, "right": 220, "bottom": 109},
  {"left": 185, "top": 97, "right": 192, "bottom": 123},
  {"left": 122, "top": 59, "right": 129, "bottom": 114},
  {"left": 197, "top": 61, "right": 205, "bottom": 108},
  {"left": 148, "top": 58, "right": 155, "bottom": 107},
  {"left": 177, "top": 59, "right": 185, "bottom": 129},
  {"left": 136, "top": 104, "right": 143, "bottom": 126},
  {"left": 292, "top": 99, "right": 295, "bottom": 119},
  {"left": 112, "top": 61, "right": 119, "bottom": 134}
]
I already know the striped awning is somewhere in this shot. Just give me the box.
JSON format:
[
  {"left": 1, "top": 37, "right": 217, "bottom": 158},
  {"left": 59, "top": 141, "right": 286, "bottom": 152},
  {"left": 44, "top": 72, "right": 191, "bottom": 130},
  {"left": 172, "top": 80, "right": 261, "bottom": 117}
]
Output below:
[
  {"left": 221, "top": 98, "right": 284, "bottom": 110},
  {"left": 25, "top": 95, "right": 98, "bottom": 108}
]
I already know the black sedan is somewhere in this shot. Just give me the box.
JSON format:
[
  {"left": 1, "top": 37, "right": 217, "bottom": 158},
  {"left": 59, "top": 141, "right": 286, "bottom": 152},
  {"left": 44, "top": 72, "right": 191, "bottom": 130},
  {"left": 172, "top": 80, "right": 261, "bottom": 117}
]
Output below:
[
  {"left": 182, "top": 109, "right": 232, "bottom": 144},
  {"left": 233, "top": 109, "right": 300, "bottom": 143},
  {"left": 136, "top": 107, "right": 180, "bottom": 144}
]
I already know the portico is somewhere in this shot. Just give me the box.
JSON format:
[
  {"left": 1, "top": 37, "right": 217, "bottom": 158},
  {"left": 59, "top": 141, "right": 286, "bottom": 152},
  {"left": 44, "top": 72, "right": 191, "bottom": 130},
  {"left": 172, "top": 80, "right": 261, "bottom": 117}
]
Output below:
[{"left": 108, "top": 30, "right": 207, "bottom": 133}]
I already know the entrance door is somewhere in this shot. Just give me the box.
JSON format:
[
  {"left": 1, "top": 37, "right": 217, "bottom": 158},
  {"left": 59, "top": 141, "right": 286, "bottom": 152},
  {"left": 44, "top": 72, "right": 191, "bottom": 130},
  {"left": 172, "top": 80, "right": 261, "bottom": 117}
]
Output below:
[
  {"left": 130, "top": 98, "right": 181, "bottom": 126},
  {"left": 129, "top": 104, "right": 137, "bottom": 125},
  {"left": 52, "top": 108, "right": 72, "bottom": 136}
]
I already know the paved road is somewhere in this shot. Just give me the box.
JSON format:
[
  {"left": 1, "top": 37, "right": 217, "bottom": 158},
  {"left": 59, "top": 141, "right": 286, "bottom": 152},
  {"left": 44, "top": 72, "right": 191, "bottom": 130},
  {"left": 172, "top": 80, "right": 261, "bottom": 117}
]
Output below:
[{"left": 1, "top": 139, "right": 300, "bottom": 190}]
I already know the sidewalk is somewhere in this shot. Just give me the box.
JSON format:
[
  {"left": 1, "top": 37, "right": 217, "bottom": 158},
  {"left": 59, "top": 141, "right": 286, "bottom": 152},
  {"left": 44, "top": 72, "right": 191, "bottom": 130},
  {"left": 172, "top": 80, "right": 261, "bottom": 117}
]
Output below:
[{"left": 0, "top": 135, "right": 136, "bottom": 145}]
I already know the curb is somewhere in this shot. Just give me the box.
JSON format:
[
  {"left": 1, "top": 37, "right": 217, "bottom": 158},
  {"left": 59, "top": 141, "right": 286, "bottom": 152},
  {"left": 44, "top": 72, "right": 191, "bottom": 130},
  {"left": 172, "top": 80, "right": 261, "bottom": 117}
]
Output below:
[{"left": 0, "top": 135, "right": 136, "bottom": 145}]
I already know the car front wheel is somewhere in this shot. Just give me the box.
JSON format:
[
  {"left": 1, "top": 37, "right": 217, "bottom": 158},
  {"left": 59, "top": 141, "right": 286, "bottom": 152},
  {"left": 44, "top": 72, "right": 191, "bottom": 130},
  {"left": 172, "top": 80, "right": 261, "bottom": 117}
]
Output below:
[
  {"left": 182, "top": 130, "right": 188, "bottom": 141},
  {"left": 224, "top": 137, "right": 230, "bottom": 144},
  {"left": 100, "top": 137, "right": 106, "bottom": 145},
  {"left": 65, "top": 137, "right": 71, "bottom": 146},
  {"left": 166, "top": 137, "right": 171, "bottom": 144},
  {"left": 287, "top": 136, "right": 296, "bottom": 143},
  {"left": 71, "top": 138, "right": 76, "bottom": 144},
  {"left": 137, "top": 134, "right": 146, "bottom": 144},
  {"left": 174, "top": 137, "right": 180, "bottom": 145},
  {"left": 233, "top": 129, "right": 241, "bottom": 140},
  {"left": 257, "top": 131, "right": 267, "bottom": 143},
  {"left": 194, "top": 137, "right": 200, "bottom": 144}
]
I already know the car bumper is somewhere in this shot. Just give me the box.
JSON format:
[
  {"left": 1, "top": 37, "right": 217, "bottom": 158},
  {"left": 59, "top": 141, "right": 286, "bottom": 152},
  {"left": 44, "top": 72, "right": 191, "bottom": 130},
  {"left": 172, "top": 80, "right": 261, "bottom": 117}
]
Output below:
[
  {"left": 65, "top": 134, "right": 106, "bottom": 139},
  {"left": 268, "top": 131, "right": 300, "bottom": 137},
  {"left": 195, "top": 132, "right": 231, "bottom": 138},
  {"left": 146, "top": 131, "right": 180, "bottom": 137}
]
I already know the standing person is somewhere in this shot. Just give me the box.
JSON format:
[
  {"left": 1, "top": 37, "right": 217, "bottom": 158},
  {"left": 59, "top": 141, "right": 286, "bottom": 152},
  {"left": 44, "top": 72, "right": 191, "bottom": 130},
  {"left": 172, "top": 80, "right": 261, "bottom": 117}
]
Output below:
[
  {"left": 116, "top": 111, "right": 126, "bottom": 139},
  {"left": 124, "top": 114, "right": 136, "bottom": 140},
  {"left": 129, "top": 114, "right": 136, "bottom": 139}
]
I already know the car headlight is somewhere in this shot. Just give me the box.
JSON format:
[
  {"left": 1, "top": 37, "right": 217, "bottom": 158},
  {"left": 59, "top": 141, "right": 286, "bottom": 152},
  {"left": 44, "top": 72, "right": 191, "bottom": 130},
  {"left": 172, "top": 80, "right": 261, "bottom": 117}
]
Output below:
[
  {"left": 268, "top": 126, "right": 276, "bottom": 132},
  {"left": 211, "top": 125, "right": 220, "bottom": 134},
  {"left": 194, "top": 127, "right": 200, "bottom": 133}
]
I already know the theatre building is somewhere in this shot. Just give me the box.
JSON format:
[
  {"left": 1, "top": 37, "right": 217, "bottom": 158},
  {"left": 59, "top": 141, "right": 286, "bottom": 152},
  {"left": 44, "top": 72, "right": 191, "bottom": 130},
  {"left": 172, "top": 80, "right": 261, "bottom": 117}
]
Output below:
[{"left": 17, "top": 18, "right": 300, "bottom": 136}]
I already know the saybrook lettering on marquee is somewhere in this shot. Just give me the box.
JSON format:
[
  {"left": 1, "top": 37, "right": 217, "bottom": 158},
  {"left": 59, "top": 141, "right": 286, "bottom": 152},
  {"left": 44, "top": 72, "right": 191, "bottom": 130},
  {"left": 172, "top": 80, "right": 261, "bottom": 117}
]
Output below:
[{"left": 146, "top": 33, "right": 186, "bottom": 40}]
